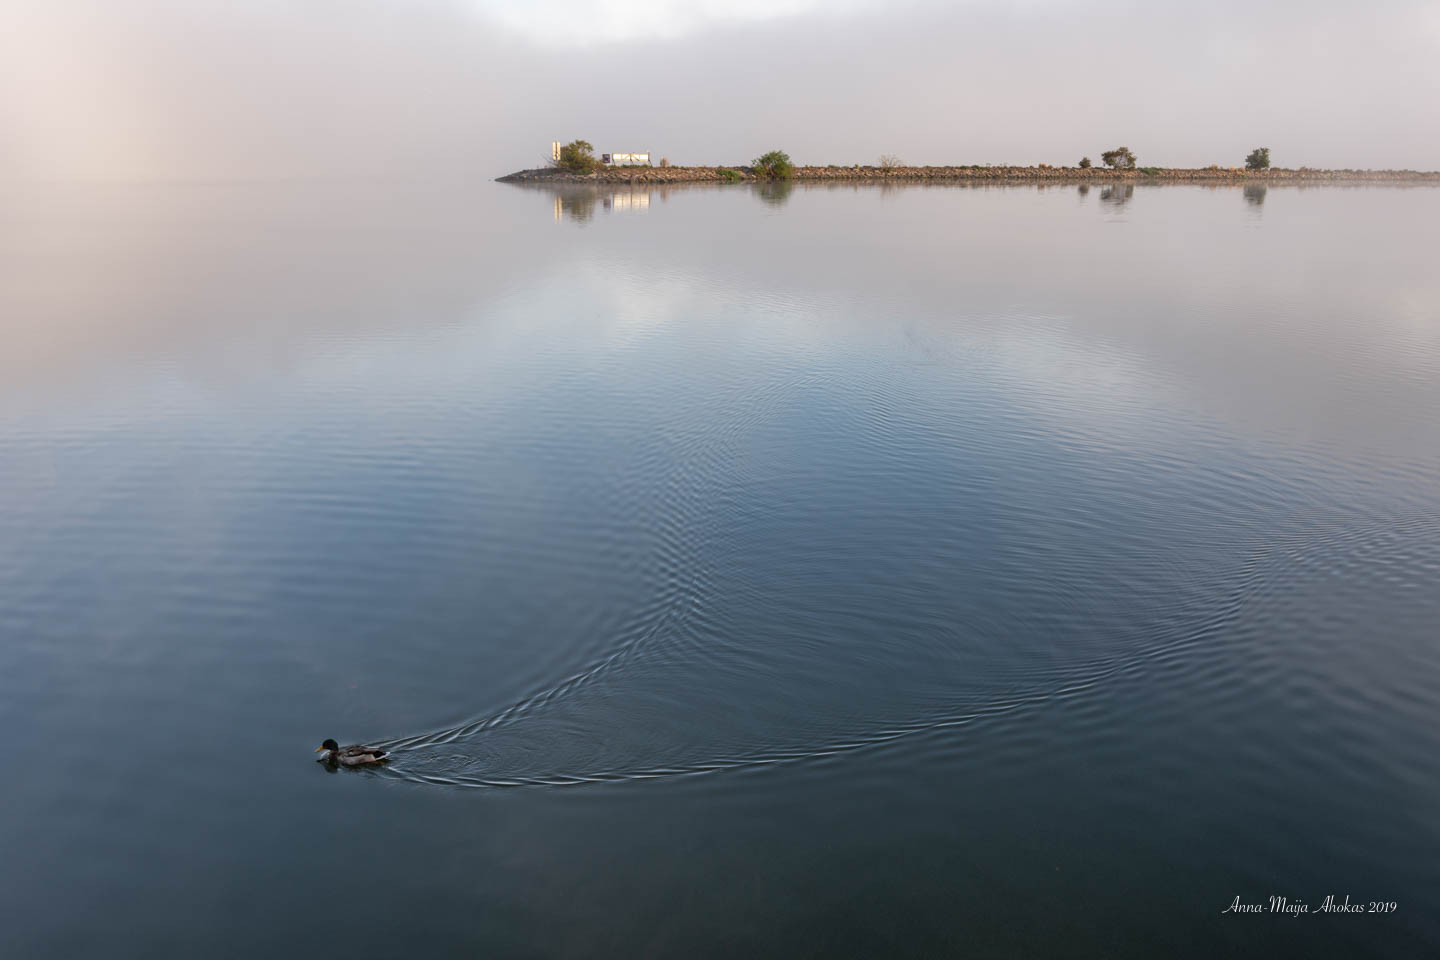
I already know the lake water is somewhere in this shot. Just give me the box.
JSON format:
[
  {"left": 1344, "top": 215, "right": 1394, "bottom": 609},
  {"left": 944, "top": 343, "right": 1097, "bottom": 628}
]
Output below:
[{"left": 2, "top": 179, "right": 1438, "bottom": 957}]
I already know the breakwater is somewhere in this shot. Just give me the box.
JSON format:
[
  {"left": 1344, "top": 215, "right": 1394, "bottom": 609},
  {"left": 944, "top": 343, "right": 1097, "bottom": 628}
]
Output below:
[{"left": 499, "top": 165, "right": 1440, "bottom": 185}]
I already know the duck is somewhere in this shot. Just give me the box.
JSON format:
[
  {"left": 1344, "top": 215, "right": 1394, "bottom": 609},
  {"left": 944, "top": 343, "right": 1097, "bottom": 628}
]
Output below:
[{"left": 314, "top": 739, "right": 389, "bottom": 766}]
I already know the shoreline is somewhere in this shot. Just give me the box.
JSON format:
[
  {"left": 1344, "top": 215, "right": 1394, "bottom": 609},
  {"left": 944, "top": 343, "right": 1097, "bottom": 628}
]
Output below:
[{"left": 499, "top": 165, "right": 1440, "bottom": 185}]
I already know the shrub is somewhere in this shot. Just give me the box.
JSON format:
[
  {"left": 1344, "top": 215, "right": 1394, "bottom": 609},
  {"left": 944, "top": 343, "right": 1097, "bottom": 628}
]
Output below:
[
  {"left": 1100, "top": 147, "right": 1136, "bottom": 169},
  {"left": 1139, "top": 166, "right": 1161, "bottom": 175},
  {"left": 1078, "top": 156, "right": 1092, "bottom": 169},
  {"left": 1244, "top": 147, "right": 1271, "bottom": 171},
  {"left": 555, "top": 140, "right": 599, "bottom": 174},
  {"left": 659, "top": 157, "right": 671, "bottom": 168},
  {"left": 878, "top": 154, "right": 901, "bottom": 170},
  {"left": 751, "top": 149, "right": 795, "bottom": 180},
  {"left": 716, "top": 168, "right": 744, "bottom": 182}
]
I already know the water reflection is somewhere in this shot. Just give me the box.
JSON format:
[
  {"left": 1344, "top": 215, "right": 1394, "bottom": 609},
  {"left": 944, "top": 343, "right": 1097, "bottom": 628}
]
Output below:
[
  {"left": 549, "top": 186, "right": 661, "bottom": 222},
  {"left": 756, "top": 180, "right": 795, "bottom": 207},
  {"left": 10, "top": 178, "right": 1437, "bottom": 464},
  {"left": 605, "top": 191, "right": 651, "bottom": 213},
  {"left": 1244, "top": 184, "right": 1267, "bottom": 207},
  {"left": 543, "top": 181, "right": 796, "bottom": 219},
  {"left": 4, "top": 178, "right": 1440, "bottom": 960},
  {"left": 501, "top": 181, "right": 1440, "bottom": 458},
  {"left": 0, "top": 180, "right": 535, "bottom": 399},
  {"left": 1099, "top": 183, "right": 1134, "bottom": 208},
  {"left": 552, "top": 189, "right": 598, "bottom": 223}
]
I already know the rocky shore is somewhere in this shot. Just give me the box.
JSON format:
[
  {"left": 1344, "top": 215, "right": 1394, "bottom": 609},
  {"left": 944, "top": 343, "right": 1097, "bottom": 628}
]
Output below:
[{"left": 499, "top": 165, "right": 1440, "bottom": 185}]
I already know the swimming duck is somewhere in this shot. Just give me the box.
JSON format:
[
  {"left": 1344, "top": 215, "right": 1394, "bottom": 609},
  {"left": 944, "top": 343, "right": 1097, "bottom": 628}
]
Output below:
[{"left": 314, "top": 739, "right": 389, "bottom": 766}]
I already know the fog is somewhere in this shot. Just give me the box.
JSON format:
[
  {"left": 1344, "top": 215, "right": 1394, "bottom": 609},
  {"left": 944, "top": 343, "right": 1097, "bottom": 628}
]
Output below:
[{"left": 2, "top": 0, "right": 1437, "bottom": 180}]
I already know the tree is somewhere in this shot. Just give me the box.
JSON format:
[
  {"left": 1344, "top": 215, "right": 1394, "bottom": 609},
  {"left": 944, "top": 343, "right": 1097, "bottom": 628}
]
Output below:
[
  {"left": 1244, "top": 147, "right": 1271, "bottom": 171},
  {"left": 878, "top": 154, "right": 901, "bottom": 170},
  {"left": 752, "top": 149, "right": 795, "bottom": 180},
  {"left": 1100, "top": 147, "right": 1136, "bottom": 170},
  {"left": 555, "top": 140, "right": 599, "bottom": 174},
  {"left": 1078, "top": 156, "right": 1092, "bottom": 169}
]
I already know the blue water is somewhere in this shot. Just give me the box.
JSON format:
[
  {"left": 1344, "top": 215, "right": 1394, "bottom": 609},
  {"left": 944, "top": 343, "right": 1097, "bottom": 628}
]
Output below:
[{"left": 1, "top": 179, "right": 1438, "bottom": 957}]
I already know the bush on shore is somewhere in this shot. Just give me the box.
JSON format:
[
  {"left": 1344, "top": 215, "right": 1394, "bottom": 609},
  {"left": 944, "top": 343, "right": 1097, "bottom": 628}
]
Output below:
[
  {"left": 1245, "top": 147, "right": 1271, "bottom": 171},
  {"left": 752, "top": 150, "right": 795, "bottom": 180},
  {"left": 555, "top": 140, "right": 599, "bottom": 174},
  {"left": 1078, "top": 156, "right": 1092, "bottom": 169}
]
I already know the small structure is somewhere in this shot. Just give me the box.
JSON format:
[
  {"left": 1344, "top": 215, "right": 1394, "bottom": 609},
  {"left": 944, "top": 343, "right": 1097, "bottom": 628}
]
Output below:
[{"left": 605, "top": 152, "right": 651, "bottom": 166}]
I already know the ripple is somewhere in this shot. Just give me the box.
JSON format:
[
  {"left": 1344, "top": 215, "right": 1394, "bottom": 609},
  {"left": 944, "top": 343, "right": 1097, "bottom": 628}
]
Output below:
[{"left": 367, "top": 393, "right": 1440, "bottom": 793}]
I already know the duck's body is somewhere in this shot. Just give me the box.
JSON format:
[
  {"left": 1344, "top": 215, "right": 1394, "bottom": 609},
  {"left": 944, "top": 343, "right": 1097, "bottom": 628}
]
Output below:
[{"left": 315, "top": 739, "right": 389, "bottom": 766}]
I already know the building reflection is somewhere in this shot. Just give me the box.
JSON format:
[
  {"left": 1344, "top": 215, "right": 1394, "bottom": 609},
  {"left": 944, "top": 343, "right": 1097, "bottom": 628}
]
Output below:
[
  {"left": 551, "top": 188, "right": 652, "bottom": 222},
  {"left": 552, "top": 191, "right": 597, "bottom": 223},
  {"left": 605, "top": 191, "right": 651, "bottom": 212}
]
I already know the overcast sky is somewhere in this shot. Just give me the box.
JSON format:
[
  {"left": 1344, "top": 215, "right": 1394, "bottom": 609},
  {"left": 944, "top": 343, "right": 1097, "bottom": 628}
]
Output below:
[{"left": 3, "top": 0, "right": 1437, "bottom": 179}]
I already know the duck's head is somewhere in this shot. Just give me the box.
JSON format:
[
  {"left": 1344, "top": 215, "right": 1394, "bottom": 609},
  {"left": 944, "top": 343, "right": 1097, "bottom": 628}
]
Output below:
[{"left": 315, "top": 738, "right": 340, "bottom": 753}]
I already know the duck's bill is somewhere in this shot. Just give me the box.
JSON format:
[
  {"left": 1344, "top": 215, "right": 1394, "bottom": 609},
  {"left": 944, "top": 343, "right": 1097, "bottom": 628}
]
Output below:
[{"left": 314, "top": 747, "right": 324, "bottom": 753}]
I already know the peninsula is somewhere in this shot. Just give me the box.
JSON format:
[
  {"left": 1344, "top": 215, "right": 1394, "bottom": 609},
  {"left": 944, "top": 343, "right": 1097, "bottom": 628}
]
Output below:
[{"left": 499, "top": 164, "right": 1440, "bottom": 185}]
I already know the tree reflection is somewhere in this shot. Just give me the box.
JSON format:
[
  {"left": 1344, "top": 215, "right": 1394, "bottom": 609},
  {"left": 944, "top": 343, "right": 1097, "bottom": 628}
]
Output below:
[
  {"left": 1099, "top": 183, "right": 1134, "bottom": 208},
  {"left": 552, "top": 190, "right": 598, "bottom": 223},
  {"left": 756, "top": 180, "right": 794, "bottom": 207},
  {"left": 1243, "top": 184, "right": 1267, "bottom": 207}
]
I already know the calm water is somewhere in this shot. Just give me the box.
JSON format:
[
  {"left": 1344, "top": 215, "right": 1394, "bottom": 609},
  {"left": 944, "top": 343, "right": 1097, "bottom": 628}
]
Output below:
[{"left": 2, "top": 180, "right": 1438, "bottom": 957}]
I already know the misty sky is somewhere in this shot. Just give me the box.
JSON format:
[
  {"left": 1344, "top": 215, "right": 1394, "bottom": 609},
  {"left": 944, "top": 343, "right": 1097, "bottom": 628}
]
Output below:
[{"left": 2, "top": 0, "right": 1437, "bottom": 180}]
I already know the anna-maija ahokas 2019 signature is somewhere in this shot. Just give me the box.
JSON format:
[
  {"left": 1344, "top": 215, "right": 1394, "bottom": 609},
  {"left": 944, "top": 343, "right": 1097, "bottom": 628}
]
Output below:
[{"left": 1222, "top": 895, "right": 1397, "bottom": 916}]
